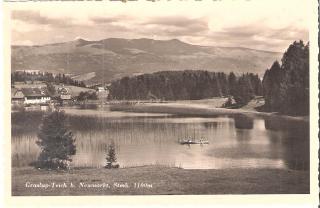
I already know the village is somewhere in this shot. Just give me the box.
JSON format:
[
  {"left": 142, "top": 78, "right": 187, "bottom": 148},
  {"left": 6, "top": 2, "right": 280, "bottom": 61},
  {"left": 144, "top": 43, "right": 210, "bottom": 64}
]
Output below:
[{"left": 11, "top": 70, "right": 109, "bottom": 111}]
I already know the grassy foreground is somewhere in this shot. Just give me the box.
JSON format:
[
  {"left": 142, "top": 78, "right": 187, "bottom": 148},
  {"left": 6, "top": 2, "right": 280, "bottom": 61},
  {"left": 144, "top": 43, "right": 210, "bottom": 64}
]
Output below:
[{"left": 12, "top": 166, "right": 309, "bottom": 195}]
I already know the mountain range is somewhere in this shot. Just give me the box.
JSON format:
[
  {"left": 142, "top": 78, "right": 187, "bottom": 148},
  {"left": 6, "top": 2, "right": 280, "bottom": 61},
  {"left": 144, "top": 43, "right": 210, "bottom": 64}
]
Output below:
[{"left": 11, "top": 38, "right": 282, "bottom": 84}]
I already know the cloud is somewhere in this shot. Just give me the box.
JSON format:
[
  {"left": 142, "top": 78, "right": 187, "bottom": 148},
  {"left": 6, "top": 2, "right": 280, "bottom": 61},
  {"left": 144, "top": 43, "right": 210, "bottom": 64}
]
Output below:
[
  {"left": 90, "top": 15, "right": 130, "bottom": 24},
  {"left": 12, "top": 10, "right": 73, "bottom": 28},
  {"left": 140, "top": 16, "right": 209, "bottom": 37},
  {"left": 265, "top": 27, "right": 308, "bottom": 41},
  {"left": 204, "top": 24, "right": 309, "bottom": 52},
  {"left": 146, "top": 16, "right": 207, "bottom": 27},
  {"left": 145, "top": 16, "right": 208, "bottom": 31},
  {"left": 213, "top": 24, "right": 308, "bottom": 41}
]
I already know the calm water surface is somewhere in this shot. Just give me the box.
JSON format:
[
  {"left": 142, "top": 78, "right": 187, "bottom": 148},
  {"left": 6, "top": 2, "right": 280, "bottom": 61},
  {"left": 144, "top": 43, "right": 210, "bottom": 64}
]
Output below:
[{"left": 12, "top": 105, "right": 309, "bottom": 170}]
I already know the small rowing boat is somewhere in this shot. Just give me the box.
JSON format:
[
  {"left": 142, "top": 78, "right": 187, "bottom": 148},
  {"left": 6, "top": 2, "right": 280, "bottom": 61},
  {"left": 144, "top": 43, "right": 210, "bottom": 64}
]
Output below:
[{"left": 179, "top": 139, "right": 209, "bottom": 145}]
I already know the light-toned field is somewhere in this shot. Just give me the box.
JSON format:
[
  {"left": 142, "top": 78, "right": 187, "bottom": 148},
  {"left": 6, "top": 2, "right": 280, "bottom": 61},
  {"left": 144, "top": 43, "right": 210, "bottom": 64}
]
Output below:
[
  {"left": 54, "top": 84, "right": 95, "bottom": 97},
  {"left": 71, "top": 72, "right": 96, "bottom": 81},
  {"left": 12, "top": 166, "right": 309, "bottom": 195}
]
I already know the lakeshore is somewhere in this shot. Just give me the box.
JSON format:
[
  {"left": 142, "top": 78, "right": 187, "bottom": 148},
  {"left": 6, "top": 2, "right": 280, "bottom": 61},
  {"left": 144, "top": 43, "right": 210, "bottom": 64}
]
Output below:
[
  {"left": 12, "top": 166, "right": 309, "bottom": 195},
  {"left": 108, "top": 98, "right": 309, "bottom": 122}
]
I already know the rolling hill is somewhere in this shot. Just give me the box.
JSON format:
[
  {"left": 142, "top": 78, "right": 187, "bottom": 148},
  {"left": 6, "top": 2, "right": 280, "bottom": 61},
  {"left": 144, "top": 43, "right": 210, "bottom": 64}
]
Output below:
[{"left": 11, "top": 38, "right": 282, "bottom": 84}]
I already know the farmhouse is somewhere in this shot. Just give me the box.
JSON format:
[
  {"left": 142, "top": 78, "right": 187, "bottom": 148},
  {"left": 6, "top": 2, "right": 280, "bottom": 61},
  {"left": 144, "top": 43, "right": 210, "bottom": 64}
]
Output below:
[
  {"left": 60, "top": 94, "right": 72, "bottom": 100},
  {"left": 96, "top": 87, "right": 105, "bottom": 92},
  {"left": 57, "top": 86, "right": 72, "bottom": 104},
  {"left": 57, "top": 86, "right": 70, "bottom": 95},
  {"left": 96, "top": 86, "right": 109, "bottom": 99},
  {"left": 11, "top": 89, "right": 25, "bottom": 104},
  {"left": 21, "top": 88, "right": 51, "bottom": 104}
]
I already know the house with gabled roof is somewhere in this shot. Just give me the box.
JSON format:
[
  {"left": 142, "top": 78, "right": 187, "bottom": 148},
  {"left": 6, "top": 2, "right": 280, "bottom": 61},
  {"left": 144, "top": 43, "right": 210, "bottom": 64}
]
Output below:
[
  {"left": 21, "top": 88, "right": 51, "bottom": 104},
  {"left": 11, "top": 88, "right": 25, "bottom": 104},
  {"left": 57, "top": 86, "right": 72, "bottom": 103}
]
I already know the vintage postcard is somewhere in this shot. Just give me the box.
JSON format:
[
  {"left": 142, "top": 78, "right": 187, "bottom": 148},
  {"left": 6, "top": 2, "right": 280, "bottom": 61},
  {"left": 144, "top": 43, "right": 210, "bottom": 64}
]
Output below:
[{"left": 1, "top": 0, "right": 318, "bottom": 207}]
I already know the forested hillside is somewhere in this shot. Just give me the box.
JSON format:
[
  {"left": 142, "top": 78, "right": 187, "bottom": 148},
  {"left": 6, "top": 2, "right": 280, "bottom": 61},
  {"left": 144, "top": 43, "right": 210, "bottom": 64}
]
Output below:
[
  {"left": 108, "top": 70, "right": 262, "bottom": 104},
  {"left": 262, "top": 41, "right": 309, "bottom": 115}
]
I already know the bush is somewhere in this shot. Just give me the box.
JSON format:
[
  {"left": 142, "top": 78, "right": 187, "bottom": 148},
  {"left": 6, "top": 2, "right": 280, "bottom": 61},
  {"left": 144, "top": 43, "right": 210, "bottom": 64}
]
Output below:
[
  {"left": 77, "top": 91, "right": 98, "bottom": 101},
  {"left": 221, "top": 97, "right": 233, "bottom": 108},
  {"left": 32, "top": 159, "right": 71, "bottom": 170}
]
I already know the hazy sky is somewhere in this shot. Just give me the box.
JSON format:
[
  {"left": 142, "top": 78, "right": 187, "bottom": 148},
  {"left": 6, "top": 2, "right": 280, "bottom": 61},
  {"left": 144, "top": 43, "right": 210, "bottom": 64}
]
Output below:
[{"left": 11, "top": 0, "right": 309, "bottom": 52}]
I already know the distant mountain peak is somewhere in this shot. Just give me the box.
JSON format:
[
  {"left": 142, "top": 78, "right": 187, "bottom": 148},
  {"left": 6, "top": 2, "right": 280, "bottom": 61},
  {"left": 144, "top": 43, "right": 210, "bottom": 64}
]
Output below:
[
  {"left": 74, "top": 37, "right": 88, "bottom": 42},
  {"left": 169, "top": 38, "right": 182, "bottom": 42},
  {"left": 73, "top": 37, "right": 92, "bottom": 47}
]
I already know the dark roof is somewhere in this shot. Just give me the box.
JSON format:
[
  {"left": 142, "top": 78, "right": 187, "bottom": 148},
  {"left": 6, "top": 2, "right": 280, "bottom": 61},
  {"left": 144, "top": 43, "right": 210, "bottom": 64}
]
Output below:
[{"left": 21, "top": 88, "right": 49, "bottom": 97}]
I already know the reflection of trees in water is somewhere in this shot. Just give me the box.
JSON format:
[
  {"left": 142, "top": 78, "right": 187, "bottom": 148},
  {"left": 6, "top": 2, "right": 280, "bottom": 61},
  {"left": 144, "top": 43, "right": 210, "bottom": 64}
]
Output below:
[
  {"left": 265, "top": 117, "right": 309, "bottom": 171},
  {"left": 235, "top": 129, "right": 252, "bottom": 142},
  {"left": 264, "top": 117, "right": 309, "bottom": 135},
  {"left": 202, "top": 122, "right": 218, "bottom": 129},
  {"left": 11, "top": 111, "right": 44, "bottom": 136},
  {"left": 79, "top": 104, "right": 98, "bottom": 110},
  {"left": 233, "top": 114, "right": 254, "bottom": 129},
  {"left": 280, "top": 134, "right": 309, "bottom": 171}
]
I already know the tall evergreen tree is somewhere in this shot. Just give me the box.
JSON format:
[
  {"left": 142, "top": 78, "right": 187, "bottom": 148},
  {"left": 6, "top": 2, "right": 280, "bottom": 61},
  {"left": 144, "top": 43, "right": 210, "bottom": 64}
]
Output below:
[
  {"left": 233, "top": 74, "right": 254, "bottom": 105},
  {"left": 262, "top": 40, "right": 309, "bottom": 115},
  {"left": 46, "top": 82, "right": 56, "bottom": 97},
  {"left": 279, "top": 41, "right": 309, "bottom": 115},
  {"left": 228, "top": 72, "right": 237, "bottom": 97},
  {"left": 105, "top": 140, "right": 118, "bottom": 169},
  {"left": 262, "top": 61, "right": 283, "bottom": 110},
  {"left": 35, "top": 110, "right": 76, "bottom": 170}
]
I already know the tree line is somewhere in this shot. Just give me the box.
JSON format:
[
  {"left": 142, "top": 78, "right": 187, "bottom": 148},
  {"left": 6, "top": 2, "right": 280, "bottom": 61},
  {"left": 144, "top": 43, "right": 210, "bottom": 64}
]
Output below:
[
  {"left": 262, "top": 41, "right": 309, "bottom": 115},
  {"left": 108, "top": 70, "right": 262, "bottom": 105},
  {"left": 11, "top": 71, "right": 86, "bottom": 88}
]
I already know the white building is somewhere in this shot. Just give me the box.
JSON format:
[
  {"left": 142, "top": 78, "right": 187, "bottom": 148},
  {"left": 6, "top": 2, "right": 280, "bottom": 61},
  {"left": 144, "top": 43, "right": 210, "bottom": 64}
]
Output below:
[{"left": 21, "top": 88, "right": 51, "bottom": 104}]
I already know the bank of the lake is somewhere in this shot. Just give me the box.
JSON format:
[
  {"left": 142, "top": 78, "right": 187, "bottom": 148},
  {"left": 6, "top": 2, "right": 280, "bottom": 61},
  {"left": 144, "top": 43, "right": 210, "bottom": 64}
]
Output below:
[
  {"left": 12, "top": 166, "right": 309, "bottom": 195},
  {"left": 109, "top": 100, "right": 308, "bottom": 122}
]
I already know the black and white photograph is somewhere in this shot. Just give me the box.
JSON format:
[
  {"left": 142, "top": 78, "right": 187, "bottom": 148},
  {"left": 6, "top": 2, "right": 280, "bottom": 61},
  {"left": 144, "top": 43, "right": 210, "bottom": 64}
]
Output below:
[{"left": 2, "top": 0, "right": 318, "bottom": 205}]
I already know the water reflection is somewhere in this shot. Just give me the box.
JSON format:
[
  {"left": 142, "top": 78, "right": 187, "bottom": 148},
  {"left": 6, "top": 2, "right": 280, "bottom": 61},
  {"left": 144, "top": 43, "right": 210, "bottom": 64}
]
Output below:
[
  {"left": 11, "top": 108, "right": 309, "bottom": 170},
  {"left": 233, "top": 114, "right": 254, "bottom": 129},
  {"left": 264, "top": 117, "right": 309, "bottom": 170}
]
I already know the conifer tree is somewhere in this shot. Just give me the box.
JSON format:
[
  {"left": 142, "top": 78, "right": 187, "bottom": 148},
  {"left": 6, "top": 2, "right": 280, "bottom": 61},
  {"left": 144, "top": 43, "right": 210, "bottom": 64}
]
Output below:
[
  {"left": 35, "top": 110, "right": 76, "bottom": 170},
  {"left": 105, "top": 140, "right": 118, "bottom": 168}
]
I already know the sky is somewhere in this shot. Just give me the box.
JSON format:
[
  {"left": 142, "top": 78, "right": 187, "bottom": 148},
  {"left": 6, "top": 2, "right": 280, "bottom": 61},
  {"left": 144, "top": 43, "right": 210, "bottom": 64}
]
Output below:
[{"left": 10, "top": 0, "right": 309, "bottom": 52}]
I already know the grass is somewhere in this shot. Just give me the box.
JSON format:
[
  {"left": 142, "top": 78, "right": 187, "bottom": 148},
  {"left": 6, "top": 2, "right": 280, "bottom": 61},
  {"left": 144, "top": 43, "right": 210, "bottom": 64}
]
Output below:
[{"left": 12, "top": 166, "right": 309, "bottom": 195}]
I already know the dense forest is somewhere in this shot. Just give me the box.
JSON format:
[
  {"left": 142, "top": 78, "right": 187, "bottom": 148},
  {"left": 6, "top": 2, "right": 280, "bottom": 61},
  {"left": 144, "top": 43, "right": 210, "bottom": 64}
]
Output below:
[
  {"left": 108, "top": 70, "right": 262, "bottom": 104},
  {"left": 11, "top": 72, "right": 86, "bottom": 88},
  {"left": 262, "top": 41, "right": 309, "bottom": 115}
]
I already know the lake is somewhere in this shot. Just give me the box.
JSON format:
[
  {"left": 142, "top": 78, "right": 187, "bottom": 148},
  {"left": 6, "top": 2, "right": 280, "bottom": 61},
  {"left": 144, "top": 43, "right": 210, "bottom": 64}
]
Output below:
[{"left": 11, "top": 105, "right": 309, "bottom": 170}]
